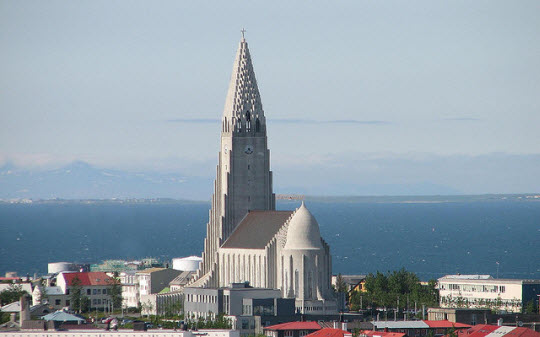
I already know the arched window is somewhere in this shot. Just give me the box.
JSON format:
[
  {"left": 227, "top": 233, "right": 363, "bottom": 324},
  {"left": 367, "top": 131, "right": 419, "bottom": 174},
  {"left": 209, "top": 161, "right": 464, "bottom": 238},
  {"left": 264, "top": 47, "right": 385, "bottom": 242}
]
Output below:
[{"left": 255, "top": 118, "right": 260, "bottom": 132}]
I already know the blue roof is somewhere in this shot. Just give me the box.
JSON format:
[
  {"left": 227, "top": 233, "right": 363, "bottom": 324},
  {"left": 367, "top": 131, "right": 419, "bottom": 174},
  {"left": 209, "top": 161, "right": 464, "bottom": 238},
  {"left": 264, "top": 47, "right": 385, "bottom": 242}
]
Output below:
[{"left": 42, "top": 310, "right": 85, "bottom": 322}]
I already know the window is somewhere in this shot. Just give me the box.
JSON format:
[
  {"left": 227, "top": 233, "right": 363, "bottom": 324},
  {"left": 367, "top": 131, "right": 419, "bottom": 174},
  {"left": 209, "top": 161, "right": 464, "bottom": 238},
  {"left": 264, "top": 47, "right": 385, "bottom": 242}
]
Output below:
[
  {"left": 66, "top": 289, "right": 70, "bottom": 295},
  {"left": 55, "top": 299, "right": 61, "bottom": 305},
  {"left": 93, "top": 289, "right": 97, "bottom": 295},
  {"left": 285, "top": 331, "right": 294, "bottom": 337},
  {"left": 103, "top": 289, "right": 107, "bottom": 294},
  {"left": 87, "top": 289, "right": 91, "bottom": 295},
  {"left": 66, "top": 300, "right": 70, "bottom": 306}
]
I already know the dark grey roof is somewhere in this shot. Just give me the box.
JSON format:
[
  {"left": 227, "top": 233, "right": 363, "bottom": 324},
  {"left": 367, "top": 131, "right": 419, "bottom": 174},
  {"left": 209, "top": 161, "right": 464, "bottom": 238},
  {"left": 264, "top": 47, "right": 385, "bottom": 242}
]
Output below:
[
  {"left": 169, "top": 271, "right": 195, "bottom": 286},
  {"left": 221, "top": 210, "right": 293, "bottom": 249}
]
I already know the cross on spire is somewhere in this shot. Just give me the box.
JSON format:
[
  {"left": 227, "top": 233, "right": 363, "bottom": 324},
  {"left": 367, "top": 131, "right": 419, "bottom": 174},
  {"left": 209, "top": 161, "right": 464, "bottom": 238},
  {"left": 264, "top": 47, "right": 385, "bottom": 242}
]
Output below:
[{"left": 241, "top": 28, "right": 246, "bottom": 39}]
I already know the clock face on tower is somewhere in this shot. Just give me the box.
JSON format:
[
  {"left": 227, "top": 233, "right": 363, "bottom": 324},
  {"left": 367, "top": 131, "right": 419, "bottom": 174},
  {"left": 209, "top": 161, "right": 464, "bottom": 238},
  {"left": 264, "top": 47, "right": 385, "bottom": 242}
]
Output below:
[{"left": 244, "top": 145, "right": 254, "bottom": 154}]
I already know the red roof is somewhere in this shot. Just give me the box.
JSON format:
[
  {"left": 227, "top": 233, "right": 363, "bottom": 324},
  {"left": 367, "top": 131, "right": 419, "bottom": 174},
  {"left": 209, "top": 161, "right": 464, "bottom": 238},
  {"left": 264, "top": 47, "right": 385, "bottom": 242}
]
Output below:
[
  {"left": 424, "top": 320, "right": 472, "bottom": 328},
  {"left": 456, "top": 325, "right": 540, "bottom": 337},
  {"left": 361, "top": 330, "right": 406, "bottom": 337},
  {"left": 63, "top": 272, "right": 112, "bottom": 286},
  {"left": 307, "top": 328, "right": 351, "bottom": 337},
  {"left": 265, "top": 321, "right": 322, "bottom": 331}
]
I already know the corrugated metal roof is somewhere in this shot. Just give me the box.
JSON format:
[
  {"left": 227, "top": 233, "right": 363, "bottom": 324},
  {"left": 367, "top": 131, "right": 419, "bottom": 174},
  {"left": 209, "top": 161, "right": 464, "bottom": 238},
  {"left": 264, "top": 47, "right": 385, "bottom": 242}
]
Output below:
[
  {"left": 169, "top": 271, "right": 195, "bottom": 286},
  {"left": 457, "top": 325, "right": 540, "bottom": 337},
  {"left": 42, "top": 310, "right": 85, "bottom": 322},
  {"left": 372, "top": 321, "right": 429, "bottom": 329},
  {"left": 62, "top": 272, "right": 112, "bottom": 286},
  {"left": 265, "top": 321, "right": 321, "bottom": 331},
  {"left": 136, "top": 267, "right": 166, "bottom": 274},
  {"left": 423, "top": 320, "right": 471, "bottom": 328},
  {"left": 307, "top": 328, "right": 351, "bottom": 337},
  {"left": 361, "top": 330, "right": 406, "bottom": 337},
  {"left": 221, "top": 211, "right": 293, "bottom": 249},
  {"left": 0, "top": 301, "right": 21, "bottom": 312}
]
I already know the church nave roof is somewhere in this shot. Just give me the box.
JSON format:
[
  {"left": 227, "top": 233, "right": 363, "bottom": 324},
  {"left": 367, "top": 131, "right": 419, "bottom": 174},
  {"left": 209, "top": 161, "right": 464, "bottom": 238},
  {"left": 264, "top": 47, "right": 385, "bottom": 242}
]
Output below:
[{"left": 221, "top": 210, "right": 293, "bottom": 249}]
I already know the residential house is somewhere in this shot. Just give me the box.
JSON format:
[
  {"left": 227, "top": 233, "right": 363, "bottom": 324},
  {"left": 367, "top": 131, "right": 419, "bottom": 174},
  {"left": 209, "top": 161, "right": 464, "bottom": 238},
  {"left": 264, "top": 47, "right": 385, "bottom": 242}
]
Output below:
[{"left": 55, "top": 272, "right": 114, "bottom": 311}]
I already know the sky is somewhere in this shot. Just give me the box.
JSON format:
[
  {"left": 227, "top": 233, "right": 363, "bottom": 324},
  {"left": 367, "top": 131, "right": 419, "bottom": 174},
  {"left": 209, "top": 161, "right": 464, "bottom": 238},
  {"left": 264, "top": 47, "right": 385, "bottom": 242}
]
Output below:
[{"left": 1, "top": 1, "right": 539, "bottom": 196}]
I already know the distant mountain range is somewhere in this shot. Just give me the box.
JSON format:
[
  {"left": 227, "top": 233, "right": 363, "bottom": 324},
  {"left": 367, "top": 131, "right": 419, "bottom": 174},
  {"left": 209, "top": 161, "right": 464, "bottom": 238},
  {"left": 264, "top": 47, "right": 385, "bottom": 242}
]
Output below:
[
  {"left": 3, "top": 155, "right": 538, "bottom": 200},
  {"left": 0, "top": 161, "right": 212, "bottom": 201}
]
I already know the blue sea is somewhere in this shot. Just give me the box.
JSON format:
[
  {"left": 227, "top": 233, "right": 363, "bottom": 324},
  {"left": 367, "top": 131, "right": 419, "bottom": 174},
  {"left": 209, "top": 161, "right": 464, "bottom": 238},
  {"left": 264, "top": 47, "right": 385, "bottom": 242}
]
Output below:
[{"left": 1, "top": 197, "right": 539, "bottom": 280}]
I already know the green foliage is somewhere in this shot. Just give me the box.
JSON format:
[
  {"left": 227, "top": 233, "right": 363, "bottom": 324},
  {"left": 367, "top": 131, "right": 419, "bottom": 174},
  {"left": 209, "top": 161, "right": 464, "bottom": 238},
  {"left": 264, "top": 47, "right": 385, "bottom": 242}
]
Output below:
[
  {"left": 524, "top": 299, "right": 538, "bottom": 314},
  {"left": 70, "top": 276, "right": 83, "bottom": 312},
  {"left": 69, "top": 276, "right": 89, "bottom": 313},
  {"left": 351, "top": 268, "right": 438, "bottom": 311},
  {"left": 0, "top": 311, "right": 11, "bottom": 324},
  {"left": 163, "top": 301, "right": 183, "bottom": 318},
  {"left": 0, "top": 284, "right": 28, "bottom": 306},
  {"left": 336, "top": 273, "right": 347, "bottom": 293},
  {"left": 108, "top": 272, "right": 123, "bottom": 310},
  {"left": 184, "top": 313, "right": 232, "bottom": 329}
]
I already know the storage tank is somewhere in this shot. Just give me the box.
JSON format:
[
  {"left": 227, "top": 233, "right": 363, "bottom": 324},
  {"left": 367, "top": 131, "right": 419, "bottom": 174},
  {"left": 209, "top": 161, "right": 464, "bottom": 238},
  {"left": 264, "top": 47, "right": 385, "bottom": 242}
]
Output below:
[
  {"left": 172, "top": 256, "right": 202, "bottom": 271},
  {"left": 48, "top": 262, "right": 77, "bottom": 274}
]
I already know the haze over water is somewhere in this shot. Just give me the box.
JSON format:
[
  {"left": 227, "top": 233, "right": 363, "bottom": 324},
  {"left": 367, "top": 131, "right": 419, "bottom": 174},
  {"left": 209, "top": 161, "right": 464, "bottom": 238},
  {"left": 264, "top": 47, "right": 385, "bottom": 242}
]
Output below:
[{"left": 1, "top": 196, "right": 539, "bottom": 280}]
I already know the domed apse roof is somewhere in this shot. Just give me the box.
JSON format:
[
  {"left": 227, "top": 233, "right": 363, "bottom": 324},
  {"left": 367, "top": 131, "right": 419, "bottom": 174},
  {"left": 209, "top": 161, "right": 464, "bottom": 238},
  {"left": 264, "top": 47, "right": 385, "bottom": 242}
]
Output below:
[{"left": 283, "top": 202, "right": 323, "bottom": 250}]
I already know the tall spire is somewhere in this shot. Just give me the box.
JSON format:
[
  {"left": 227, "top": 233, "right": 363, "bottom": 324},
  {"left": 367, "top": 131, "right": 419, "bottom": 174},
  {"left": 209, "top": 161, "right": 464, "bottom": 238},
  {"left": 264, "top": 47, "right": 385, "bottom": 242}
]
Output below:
[
  {"left": 193, "top": 35, "right": 275, "bottom": 288},
  {"left": 222, "top": 35, "right": 266, "bottom": 133}
]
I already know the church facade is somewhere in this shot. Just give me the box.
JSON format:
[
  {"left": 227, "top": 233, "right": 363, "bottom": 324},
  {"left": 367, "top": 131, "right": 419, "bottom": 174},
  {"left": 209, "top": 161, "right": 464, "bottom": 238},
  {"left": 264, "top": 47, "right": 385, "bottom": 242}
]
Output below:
[{"left": 191, "top": 35, "right": 337, "bottom": 315}]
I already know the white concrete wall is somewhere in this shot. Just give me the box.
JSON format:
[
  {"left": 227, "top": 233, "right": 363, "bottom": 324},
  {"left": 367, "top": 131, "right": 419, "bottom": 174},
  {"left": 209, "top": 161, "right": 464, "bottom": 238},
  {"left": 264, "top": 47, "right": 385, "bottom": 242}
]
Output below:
[{"left": 438, "top": 278, "right": 524, "bottom": 312}]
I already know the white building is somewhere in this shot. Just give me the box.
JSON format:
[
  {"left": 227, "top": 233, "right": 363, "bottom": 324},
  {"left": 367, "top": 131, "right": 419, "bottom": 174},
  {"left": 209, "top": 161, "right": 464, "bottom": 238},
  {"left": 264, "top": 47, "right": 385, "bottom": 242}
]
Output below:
[
  {"left": 119, "top": 270, "right": 138, "bottom": 308},
  {"left": 190, "top": 35, "right": 337, "bottom": 315},
  {"left": 437, "top": 274, "right": 540, "bottom": 313},
  {"left": 172, "top": 256, "right": 202, "bottom": 272}
]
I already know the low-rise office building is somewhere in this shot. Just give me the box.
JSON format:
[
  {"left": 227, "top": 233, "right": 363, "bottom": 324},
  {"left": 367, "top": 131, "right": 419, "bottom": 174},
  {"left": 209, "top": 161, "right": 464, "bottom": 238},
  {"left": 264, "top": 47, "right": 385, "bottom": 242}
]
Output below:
[{"left": 184, "top": 282, "right": 288, "bottom": 319}]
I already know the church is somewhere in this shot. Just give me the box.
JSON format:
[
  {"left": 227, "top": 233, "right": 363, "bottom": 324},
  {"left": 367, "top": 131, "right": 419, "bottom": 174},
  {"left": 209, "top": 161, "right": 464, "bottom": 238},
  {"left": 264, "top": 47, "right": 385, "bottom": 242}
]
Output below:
[{"left": 190, "top": 34, "right": 337, "bottom": 315}]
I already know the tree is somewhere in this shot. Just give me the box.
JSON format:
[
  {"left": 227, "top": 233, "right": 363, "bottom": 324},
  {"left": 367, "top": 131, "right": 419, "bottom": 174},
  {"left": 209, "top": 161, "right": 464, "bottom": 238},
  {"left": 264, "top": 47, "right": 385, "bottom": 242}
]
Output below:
[
  {"left": 0, "top": 284, "right": 28, "bottom": 306},
  {"left": 69, "top": 283, "right": 90, "bottom": 313},
  {"left": 362, "top": 269, "right": 439, "bottom": 314},
  {"left": 524, "top": 299, "right": 537, "bottom": 314},
  {"left": 108, "top": 272, "right": 123, "bottom": 310},
  {"left": 336, "top": 274, "right": 347, "bottom": 293}
]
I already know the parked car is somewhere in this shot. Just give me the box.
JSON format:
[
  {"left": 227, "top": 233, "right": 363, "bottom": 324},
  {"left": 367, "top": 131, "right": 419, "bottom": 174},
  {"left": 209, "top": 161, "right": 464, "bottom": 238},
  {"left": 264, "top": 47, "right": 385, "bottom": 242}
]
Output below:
[{"left": 121, "top": 319, "right": 133, "bottom": 325}]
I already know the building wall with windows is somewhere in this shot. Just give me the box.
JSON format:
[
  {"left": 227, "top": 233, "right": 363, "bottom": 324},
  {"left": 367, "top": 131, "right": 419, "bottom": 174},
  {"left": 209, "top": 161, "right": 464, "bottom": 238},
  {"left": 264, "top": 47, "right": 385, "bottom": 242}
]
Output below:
[
  {"left": 183, "top": 287, "right": 223, "bottom": 319},
  {"left": 136, "top": 268, "right": 181, "bottom": 296},
  {"left": 120, "top": 270, "right": 139, "bottom": 308},
  {"left": 437, "top": 275, "right": 540, "bottom": 313},
  {"left": 55, "top": 272, "right": 113, "bottom": 311}
]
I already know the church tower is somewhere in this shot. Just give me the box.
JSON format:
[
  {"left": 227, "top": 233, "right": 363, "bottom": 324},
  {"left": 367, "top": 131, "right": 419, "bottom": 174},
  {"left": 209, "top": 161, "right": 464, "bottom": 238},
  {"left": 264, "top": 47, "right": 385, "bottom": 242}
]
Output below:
[{"left": 195, "top": 34, "right": 275, "bottom": 286}]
